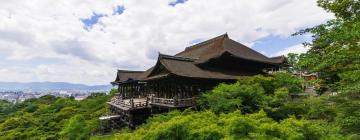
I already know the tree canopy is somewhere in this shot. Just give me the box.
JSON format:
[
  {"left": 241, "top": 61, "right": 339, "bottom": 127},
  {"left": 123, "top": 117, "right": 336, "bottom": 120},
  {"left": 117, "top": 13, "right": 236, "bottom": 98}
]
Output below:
[
  {"left": 294, "top": 0, "right": 360, "bottom": 95},
  {"left": 0, "top": 93, "right": 110, "bottom": 140}
]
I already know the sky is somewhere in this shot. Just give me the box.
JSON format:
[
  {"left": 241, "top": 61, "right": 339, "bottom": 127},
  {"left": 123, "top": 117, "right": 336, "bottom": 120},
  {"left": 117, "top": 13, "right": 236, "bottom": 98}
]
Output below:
[{"left": 0, "top": 0, "right": 333, "bottom": 85}]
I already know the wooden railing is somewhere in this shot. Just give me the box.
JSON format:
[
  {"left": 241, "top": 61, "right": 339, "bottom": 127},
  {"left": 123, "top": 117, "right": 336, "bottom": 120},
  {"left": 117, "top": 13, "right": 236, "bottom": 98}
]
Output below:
[
  {"left": 131, "top": 99, "right": 148, "bottom": 108},
  {"left": 151, "top": 97, "right": 196, "bottom": 107},
  {"left": 177, "top": 98, "right": 195, "bottom": 107},
  {"left": 111, "top": 94, "right": 197, "bottom": 108},
  {"left": 110, "top": 95, "right": 148, "bottom": 108},
  {"left": 152, "top": 97, "right": 174, "bottom": 105}
]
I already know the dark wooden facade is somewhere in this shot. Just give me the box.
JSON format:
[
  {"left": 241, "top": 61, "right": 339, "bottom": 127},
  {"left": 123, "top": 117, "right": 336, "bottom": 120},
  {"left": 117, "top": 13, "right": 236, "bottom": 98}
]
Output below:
[{"left": 106, "top": 34, "right": 286, "bottom": 127}]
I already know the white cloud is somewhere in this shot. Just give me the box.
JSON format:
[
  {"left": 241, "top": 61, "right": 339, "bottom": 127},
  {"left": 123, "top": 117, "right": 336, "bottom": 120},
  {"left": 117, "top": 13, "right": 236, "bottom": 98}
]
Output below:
[
  {"left": 275, "top": 44, "right": 310, "bottom": 56},
  {"left": 0, "top": 0, "right": 333, "bottom": 84}
]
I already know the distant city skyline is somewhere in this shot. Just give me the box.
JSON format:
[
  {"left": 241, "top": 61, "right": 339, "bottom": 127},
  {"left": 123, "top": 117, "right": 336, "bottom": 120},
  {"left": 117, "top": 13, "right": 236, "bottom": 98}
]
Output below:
[
  {"left": 0, "top": 90, "right": 103, "bottom": 103},
  {"left": 0, "top": 0, "right": 333, "bottom": 84},
  {"left": 0, "top": 81, "right": 111, "bottom": 103}
]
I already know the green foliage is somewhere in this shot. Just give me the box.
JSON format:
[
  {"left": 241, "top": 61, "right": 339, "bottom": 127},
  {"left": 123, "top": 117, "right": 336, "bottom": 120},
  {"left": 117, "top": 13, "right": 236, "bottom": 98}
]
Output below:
[
  {"left": 200, "top": 73, "right": 303, "bottom": 114},
  {"left": 318, "top": 0, "right": 359, "bottom": 20},
  {"left": 286, "top": 53, "right": 308, "bottom": 72},
  {"left": 61, "top": 115, "right": 91, "bottom": 140},
  {"left": 2, "top": 74, "right": 355, "bottom": 140},
  {"left": 0, "top": 100, "right": 17, "bottom": 122},
  {"left": 109, "top": 88, "right": 119, "bottom": 96},
  {"left": 2, "top": 72, "right": 359, "bottom": 140},
  {"left": 285, "top": 1, "right": 360, "bottom": 137},
  {"left": 334, "top": 95, "right": 360, "bottom": 134},
  {"left": 294, "top": 0, "right": 360, "bottom": 94},
  {"left": 200, "top": 81, "right": 263, "bottom": 114},
  {"left": 110, "top": 110, "right": 344, "bottom": 140},
  {"left": 0, "top": 93, "right": 110, "bottom": 140},
  {"left": 272, "top": 73, "right": 303, "bottom": 94},
  {"left": 274, "top": 87, "right": 289, "bottom": 100}
]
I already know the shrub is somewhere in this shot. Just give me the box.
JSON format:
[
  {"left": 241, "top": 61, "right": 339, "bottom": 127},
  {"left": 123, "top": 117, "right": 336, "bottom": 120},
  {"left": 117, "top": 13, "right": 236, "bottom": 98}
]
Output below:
[
  {"left": 113, "top": 110, "right": 344, "bottom": 140},
  {"left": 200, "top": 81, "right": 265, "bottom": 114}
]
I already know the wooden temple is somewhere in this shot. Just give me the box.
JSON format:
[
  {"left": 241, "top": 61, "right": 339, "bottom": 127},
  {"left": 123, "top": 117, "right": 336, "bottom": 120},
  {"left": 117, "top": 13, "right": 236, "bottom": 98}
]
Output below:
[{"left": 107, "top": 34, "right": 286, "bottom": 128}]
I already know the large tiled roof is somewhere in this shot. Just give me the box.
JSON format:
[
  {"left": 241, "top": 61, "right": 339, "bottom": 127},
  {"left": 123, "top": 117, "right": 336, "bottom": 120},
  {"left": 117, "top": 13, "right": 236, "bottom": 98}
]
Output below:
[
  {"left": 144, "top": 54, "right": 252, "bottom": 80},
  {"left": 112, "top": 34, "right": 286, "bottom": 84},
  {"left": 176, "top": 33, "right": 285, "bottom": 65}
]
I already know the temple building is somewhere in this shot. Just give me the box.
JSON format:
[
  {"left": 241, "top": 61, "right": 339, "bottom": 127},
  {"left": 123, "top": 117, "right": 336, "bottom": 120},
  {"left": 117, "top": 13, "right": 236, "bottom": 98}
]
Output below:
[{"left": 107, "top": 34, "right": 286, "bottom": 128}]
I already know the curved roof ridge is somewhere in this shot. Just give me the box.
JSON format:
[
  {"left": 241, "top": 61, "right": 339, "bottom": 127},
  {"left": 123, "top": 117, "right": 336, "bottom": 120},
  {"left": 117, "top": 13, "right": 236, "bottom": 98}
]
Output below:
[
  {"left": 146, "top": 53, "right": 198, "bottom": 79},
  {"left": 175, "top": 33, "right": 228, "bottom": 56},
  {"left": 222, "top": 38, "right": 284, "bottom": 64},
  {"left": 112, "top": 69, "right": 145, "bottom": 84},
  {"left": 159, "top": 53, "right": 198, "bottom": 62},
  {"left": 224, "top": 38, "right": 269, "bottom": 59},
  {"left": 270, "top": 55, "right": 285, "bottom": 59},
  {"left": 117, "top": 69, "right": 144, "bottom": 73},
  {"left": 145, "top": 54, "right": 176, "bottom": 78},
  {"left": 146, "top": 54, "right": 252, "bottom": 80}
]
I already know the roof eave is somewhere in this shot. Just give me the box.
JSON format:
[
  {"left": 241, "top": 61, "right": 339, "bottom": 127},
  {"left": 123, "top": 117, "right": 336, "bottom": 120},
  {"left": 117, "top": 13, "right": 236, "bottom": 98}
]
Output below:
[{"left": 196, "top": 51, "right": 285, "bottom": 66}]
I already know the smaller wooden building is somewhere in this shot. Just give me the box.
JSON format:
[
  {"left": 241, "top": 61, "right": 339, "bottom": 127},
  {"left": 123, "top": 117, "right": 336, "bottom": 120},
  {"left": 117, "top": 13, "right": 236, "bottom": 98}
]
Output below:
[{"left": 107, "top": 34, "right": 286, "bottom": 127}]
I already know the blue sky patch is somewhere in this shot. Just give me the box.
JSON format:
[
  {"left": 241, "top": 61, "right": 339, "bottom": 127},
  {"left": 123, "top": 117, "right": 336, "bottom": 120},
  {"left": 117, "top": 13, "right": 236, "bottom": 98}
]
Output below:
[
  {"left": 252, "top": 34, "right": 311, "bottom": 56},
  {"left": 189, "top": 38, "right": 203, "bottom": 45},
  {"left": 169, "top": 0, "right": 187, "bottom": 6},
  {"left": 113, "top": 5, "right": 125, "bottom": 15},
  {"left": 80, "top": 12, "right": 106, "bottom": 31}
]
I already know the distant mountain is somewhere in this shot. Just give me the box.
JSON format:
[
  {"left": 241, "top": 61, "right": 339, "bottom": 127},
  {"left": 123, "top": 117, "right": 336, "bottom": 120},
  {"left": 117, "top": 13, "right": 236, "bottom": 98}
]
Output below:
[{"left": 0, "top": 82, "right": 112, "bottom": 91}]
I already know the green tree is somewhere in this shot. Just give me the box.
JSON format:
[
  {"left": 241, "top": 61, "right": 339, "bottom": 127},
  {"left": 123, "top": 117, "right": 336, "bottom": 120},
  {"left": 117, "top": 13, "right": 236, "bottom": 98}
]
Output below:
[
  {"left": 109, "top": 88, "right": 119, "bottom": 96},
  {"left": 273, "top": 72, "right": 303, "bottom": 94},
  {"left": 0, "top": 93, "right": 110, "bottom": 139},
  {"left": 0, "top": 100, "right": 16, "bottom": 122},
  {"left": 200, "top": 80, "right": 265, "bottom": 114},
  {"left": 60, "top": 115, "right": 91, "bottom": 140},
  {"left": 295, "top": 0, "right": 360, "bottom": 95},
  {"left": 201, "top": 73, "right": 303, "bottom": 114}
]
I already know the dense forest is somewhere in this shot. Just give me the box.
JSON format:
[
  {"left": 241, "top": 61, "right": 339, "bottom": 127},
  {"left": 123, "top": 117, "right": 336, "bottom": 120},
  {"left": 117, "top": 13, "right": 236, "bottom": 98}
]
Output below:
[
  {"left": 91, "top": 73, "right": 359, "bottom": 140},
  {"left": 0, "top": 0, "right": 359, "bottom": 139},
  {"left": 0, "top": 93, "right": 111, "bottom": 139}
]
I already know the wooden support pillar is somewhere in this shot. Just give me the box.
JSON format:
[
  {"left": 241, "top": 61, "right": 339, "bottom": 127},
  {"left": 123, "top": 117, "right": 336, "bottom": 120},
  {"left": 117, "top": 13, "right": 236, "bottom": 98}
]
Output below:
[
  {"left": 122, "top": 85, "right": 124, "bottom": 97},
  {"left": 128, "top": 85, "right": 130, "bottom": 98},
  {"left": 131, "top": 84, "right": 134, "bottom": 98},
  {"left": 172, "top": 78, "right": 176, "bottom": 99},
  {"left": 123, "top": 85, "right": 126, "bottom": 98},
  {"left": 125, "top": 85, "right": 127, "bottom": 98},
  {"left": 186, "top": 85, "right": 190, "bottom": 98},
  {"left": 165, "top": 81, "right": 168, "bottom": 99},
  {"left": 142, "top": 84, "right": 146, "bottom": 97},
  {"left": 154, "top": 82, "right": 157, "bottom": 98},
  {"left": 157, "top": 82, "right": 160, "bottom": 98},
  {"left": 122, "top": 85, "right": 125, "bottom": 97},
  {"left": 160, "top": 81, "right": 164, "bottom": 98},
  {"left": 181, "top": 85, "right": 186, "bottom": 98},
  {"left": 154, "top": 83, "right": 159, "bottom": 97},
  {"left": 133, "top": 84, "right": 139, "bottom": 98},
  {"left": 162, "top": 81, "right": 165, "bottom": 99},
  {"left": 130, "top": 98, "right": 134, "bottom": 108},
  {"left": 182, "top": 84, "right": 186, "bottom": 99},
  {"left": 119, "top": 85, "right": 122, "bottom": 94},
  {"left": 158, "top": 81, "right": 161, "bottom": 98},
  {"left": 170, "top": 80, "right": 173, "bottom": 99},
  {"left": 118, "top": 84, "right": 121, "bottom": 93},
  {"left": 168, "top": 82, "right": 170, "bottom": 99}
]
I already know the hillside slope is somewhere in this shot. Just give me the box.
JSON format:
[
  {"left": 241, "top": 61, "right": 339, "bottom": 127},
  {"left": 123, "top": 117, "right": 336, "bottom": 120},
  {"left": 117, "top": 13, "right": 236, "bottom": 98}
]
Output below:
[{"left": 0, "top": 93, "right": 110, "bottom": 140}]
